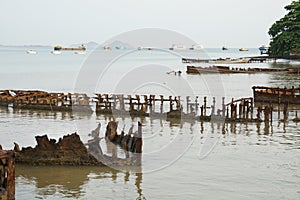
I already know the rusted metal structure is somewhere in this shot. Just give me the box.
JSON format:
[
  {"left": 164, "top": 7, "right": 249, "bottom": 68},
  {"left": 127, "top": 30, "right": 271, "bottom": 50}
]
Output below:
[
  {"left": 252, "top": 86, "right": 300, "bottom": 104},
  {"left": 0, "top": 149, "right": 15, "bottom": 200},
  {"left": 86, "top": 121, "right": 143, "bottom": 167},
  {"left": 1, "top": 89, "right": 299, "bottom": 123},
  {"left": 0, "top": 90, "right": 92, "bottom": 113}
]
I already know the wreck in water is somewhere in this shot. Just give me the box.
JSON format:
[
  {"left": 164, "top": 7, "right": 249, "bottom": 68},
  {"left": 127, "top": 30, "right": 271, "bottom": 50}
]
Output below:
[
  {"left": 14, "top": 121, "right": 142, "bottom": 167},
  {"left": 252, "top": 86, "right": 300, "bottom": 104}
]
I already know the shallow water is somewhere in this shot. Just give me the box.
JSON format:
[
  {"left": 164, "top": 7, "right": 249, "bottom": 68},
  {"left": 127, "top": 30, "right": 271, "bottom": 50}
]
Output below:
[{"left": 0, "top": 46, "right": 300, "bottom": 199}]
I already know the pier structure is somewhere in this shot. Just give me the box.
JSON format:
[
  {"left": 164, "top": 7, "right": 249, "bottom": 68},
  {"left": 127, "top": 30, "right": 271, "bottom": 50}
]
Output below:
[
  {"left": 0, "top": 89, "right": 300, "bottom": 123},
  {"left": 0, "top": 90, "right": 92, "bottom": 113}
]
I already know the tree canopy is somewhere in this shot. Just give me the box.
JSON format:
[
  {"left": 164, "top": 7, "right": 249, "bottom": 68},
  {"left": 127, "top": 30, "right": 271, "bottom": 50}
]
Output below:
[{"left": 268, "top": 0, "right": 300, "bottom": 56}]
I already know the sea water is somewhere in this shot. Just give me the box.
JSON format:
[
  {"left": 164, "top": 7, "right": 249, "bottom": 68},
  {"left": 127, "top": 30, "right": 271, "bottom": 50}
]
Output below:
[{"left": 0, "top": 46, "right": 299, "bottom": 199}]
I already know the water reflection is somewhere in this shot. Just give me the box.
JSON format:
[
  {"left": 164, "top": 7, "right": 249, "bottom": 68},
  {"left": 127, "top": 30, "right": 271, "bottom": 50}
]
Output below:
[{"left": 16, "top": 165, "right": 145, "bottom": 199}]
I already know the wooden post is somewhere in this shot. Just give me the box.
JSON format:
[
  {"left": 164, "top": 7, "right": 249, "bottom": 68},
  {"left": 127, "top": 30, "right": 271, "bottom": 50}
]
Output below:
[
  {"left": 150, "top": 95, "right": 155, "bottom": 113},
  {"left": 211, "top": 97, "right": 216, "bottom": 116},
  {"left": 169, "top": 96, "right": 173, "bottom": 111},
  {"left": 222, "top": 97, "right": 225, "bottom": 117},
  {"left": 177, "top": 96, "right": 181, "bottom": 111},
  {"left": 68, "top": 93, "right": 72, "bottom": 106},
  {"left": 186, "top": 96, "right": 190, "bottom": 113},
  {"left": 270, "top": 106, "right": 273, "bottom": 122},
  {"left": 257, "top": 106, "right": 262, "bottom": 121},
  {"left": 204, "top": 96, "right": 207, "bottom": 116},
  {"left": 160, "top": 95, "right": 164, "bottom": 113},
  {"left": 104, "top": 94, "right": 109, "bottom": 109},
  {"left": 283, "top": 103, "right": 288, "bottom": 121},
  {"left": 120, "top": 95, "right": 125, "bottom": 111},
  {"left": 245, "top": 100, "right": 248, "bottom": 119},
  {"left": 112, "top": 94, "right": 117, "bottom": 109},
  {"left": 226, "top": 106, "right": 229, "bottom": 119},
  {"left": 264, "top": 106, "right": 270, "bottom": 122},
  {"left": 239, "top": 103, "right": 242, "bottom": 118},
  {"left": 195, "top": 96, "right": 199, "bottom": 114},
  {"left": 136, "top": 95, "right": 140, "bottom": 111}
]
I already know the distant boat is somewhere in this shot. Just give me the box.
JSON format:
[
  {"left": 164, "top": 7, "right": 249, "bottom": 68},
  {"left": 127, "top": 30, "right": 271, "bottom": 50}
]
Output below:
[
  {"left": 51, "top": 50, "right": 61, "bottom": 55},
  {"left": 54, "top": 44, "right": 86, "bottom": 51},
  {"left": 239, "top": 48, "right": 248, "bottom": 51},
  {"left": 259, "top": 45, "right": 268, "bottom": 54},
  {"left": 189, "top": 44, "right": 203, "bottom": 50},
  {"left": 169, "top": 44, "right": 186, "bottom": 50},
  {"left": 74, "top": 51, "right": 86, "bottom": 55},
  {"left": 103, "top": 46, "right": 111, "bottom": 51},
  {"left": 222, "top": 46, "right": 228, "bottom": 50},
  {"left": 26, "top": 50, "right": 37, "bottom": 54}
]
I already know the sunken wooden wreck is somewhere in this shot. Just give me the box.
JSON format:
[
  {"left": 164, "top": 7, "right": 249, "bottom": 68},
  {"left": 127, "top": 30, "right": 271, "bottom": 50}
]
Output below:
[{"left": 253, "top": 86, "right": 300, "bottom": 104}]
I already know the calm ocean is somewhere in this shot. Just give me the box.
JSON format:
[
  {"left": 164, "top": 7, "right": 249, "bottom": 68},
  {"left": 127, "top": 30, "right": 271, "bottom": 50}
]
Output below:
[{"left": 0, "top": 46, "right": 299, "bottom": 199}]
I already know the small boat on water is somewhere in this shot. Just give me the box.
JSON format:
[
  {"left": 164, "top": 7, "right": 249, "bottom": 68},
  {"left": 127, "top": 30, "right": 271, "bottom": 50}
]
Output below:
[
  {"left": 222, "top": 46, "right": 228, "bottom": 50},
  {"left": 51, "top": 50, "right": 61, "bottom": 55},
  {"left": 169, "top": 44, "right": 186, "bottom": 50},
  {"left": 189, "top": 44, "right": 203, "bottom": 50},
  {"left": 239, "top": 48, "right": 248, "bottom": 51},
  {"left": 259, "top": 45, "right": 268, "bottom": 54},
  {"left": 252, "top": 86, "right": 300, "bottom": 104},
  {"left": 26, "top": 50, "right": 37, "bottom": 54}
]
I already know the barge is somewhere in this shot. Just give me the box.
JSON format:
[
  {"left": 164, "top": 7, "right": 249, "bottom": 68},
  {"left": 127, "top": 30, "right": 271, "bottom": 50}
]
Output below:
[{"left": 54, "top": 44, "right": 86, "bottom": 51}]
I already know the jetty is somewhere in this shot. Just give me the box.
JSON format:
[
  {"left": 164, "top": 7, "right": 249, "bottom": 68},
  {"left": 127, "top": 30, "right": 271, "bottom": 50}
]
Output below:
[
  {"left": 183, "top": 55, "right": 300, "bottom": 64},
  {"left": 1, "top": 88, "right": 300, "bottom": 123},
  {"left": 186, "top": 65, "right": 300, "bottom": 74},
  {"left": 182, "top": 57, "right": 250, "bottom": 64}
]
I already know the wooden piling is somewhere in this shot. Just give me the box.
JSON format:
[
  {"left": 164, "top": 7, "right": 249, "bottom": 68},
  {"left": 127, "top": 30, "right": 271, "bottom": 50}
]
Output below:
[{"left": 203, "top": 97, "right": 207, "bottom": 116}]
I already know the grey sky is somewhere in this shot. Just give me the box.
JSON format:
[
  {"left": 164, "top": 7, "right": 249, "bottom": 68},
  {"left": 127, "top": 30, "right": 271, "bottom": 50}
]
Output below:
[{"left": 0, "top": 0, "right": 294, "bottom": 47}]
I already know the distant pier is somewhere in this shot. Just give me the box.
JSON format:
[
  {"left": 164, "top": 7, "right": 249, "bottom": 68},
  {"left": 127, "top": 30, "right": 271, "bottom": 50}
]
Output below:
[{"left": 182, "top": 55, "right": 300, "bottom": 64}]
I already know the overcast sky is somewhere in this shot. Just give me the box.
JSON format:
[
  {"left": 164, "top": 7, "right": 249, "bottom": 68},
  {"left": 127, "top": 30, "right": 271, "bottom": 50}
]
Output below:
[{"left": 0, "top": 0, "right": 294, "bottom": 47}]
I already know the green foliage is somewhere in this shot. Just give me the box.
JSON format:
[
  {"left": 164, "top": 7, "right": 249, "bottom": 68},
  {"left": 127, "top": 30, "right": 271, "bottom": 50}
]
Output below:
[{"left": 268, "top": 1, "right": 300, "bottom": 56}]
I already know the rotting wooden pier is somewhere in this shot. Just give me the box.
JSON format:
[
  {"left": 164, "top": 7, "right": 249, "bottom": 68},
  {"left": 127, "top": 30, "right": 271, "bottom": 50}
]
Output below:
[
  {"left": 1, "top": 89, "right": 300, "bottom": 123},
  {"left": 0, "top": 90, "right": 92, "bottom": 113},
  {"left": 0, "top": 149, "right": 15, "bottom": 200}
]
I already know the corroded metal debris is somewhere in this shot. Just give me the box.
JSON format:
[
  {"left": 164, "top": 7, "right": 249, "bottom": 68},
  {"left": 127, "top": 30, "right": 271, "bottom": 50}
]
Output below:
[
  {"left": 0, "top": 148, "right": 15, "bottom": 200},
  {"left": 15, "top": 133, "right": 101, "bottom": 166}
]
